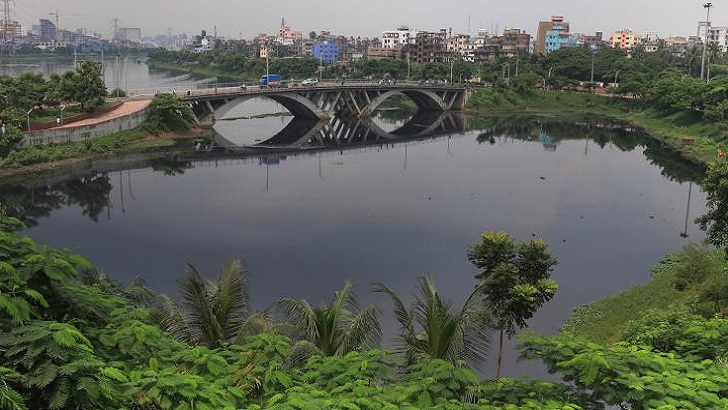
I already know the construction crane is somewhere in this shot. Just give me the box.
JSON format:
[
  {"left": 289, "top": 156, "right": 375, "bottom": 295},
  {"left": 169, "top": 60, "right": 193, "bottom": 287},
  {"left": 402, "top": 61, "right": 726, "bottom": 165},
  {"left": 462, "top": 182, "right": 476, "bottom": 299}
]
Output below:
[
  {"left": 48, "top": 10, "right": 86, "bottom": 43},
  {"left": 48, "top": 10, "right": 61, "bottom": 42}
]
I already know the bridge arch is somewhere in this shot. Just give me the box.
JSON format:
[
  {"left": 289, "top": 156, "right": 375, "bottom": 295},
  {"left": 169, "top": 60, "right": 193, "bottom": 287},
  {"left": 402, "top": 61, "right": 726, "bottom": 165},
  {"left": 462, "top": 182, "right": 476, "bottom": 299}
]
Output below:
[
  {"left": 182, "top": 83, "right": 469, "bottom": 122},
  {"left": 214, "top": 94, "right": 330, "bottom": 121}
]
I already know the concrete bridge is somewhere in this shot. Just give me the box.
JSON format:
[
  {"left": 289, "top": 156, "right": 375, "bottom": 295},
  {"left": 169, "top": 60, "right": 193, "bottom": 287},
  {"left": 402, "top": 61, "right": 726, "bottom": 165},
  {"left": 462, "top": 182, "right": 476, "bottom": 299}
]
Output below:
[{"left": 174, "top": 81, "right": 471, "bottom": 121}]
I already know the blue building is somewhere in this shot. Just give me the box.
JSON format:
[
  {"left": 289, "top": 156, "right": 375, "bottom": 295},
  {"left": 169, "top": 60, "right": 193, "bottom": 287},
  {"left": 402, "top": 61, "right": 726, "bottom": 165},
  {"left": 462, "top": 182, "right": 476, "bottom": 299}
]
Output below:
[
  {"left": 313, "top": 41, "right": 339, "bottom": 64},
  {"left": 544, "top": 24, "right": 576, "bottom": 53}
]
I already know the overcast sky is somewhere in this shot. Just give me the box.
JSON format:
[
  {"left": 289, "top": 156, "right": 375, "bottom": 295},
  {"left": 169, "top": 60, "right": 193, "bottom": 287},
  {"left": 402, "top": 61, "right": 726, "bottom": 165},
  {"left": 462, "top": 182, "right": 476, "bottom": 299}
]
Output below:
[{"left": 14, "top": 0, "right": 718, "bottom": 40}]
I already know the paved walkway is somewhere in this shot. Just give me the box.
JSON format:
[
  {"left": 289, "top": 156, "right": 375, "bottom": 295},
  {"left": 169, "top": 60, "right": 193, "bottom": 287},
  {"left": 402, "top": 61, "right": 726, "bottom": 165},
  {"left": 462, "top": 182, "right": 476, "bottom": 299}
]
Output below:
[{"left": 57, "top": 100, "right": 151, "bottom": 129}]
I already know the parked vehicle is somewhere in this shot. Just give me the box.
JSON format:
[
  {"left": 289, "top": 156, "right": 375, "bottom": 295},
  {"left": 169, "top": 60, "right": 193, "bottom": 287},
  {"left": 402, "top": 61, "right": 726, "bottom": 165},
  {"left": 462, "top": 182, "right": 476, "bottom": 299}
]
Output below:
[
  {"left": 260, "top": 74, "right": 282, "bottom": 87},
  {"left": 301, "top": 78, "right": 319, "bottom": 86}
]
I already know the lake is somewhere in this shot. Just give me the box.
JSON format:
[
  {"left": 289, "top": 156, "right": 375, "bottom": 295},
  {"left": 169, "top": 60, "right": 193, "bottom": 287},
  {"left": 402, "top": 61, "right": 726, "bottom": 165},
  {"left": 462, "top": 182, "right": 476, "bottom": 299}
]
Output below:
[
  {"left": 0, "top": 59, "right": 709, "bottom": 377},
  {"left": 0, "top": 104, "right": 707, "bottom": 377}
]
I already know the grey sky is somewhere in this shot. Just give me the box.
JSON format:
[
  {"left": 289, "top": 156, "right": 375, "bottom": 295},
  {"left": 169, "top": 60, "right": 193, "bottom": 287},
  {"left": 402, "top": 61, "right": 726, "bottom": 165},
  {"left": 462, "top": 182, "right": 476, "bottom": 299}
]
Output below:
[{"left": 16, "top": 0, "right": 715, "bottom": 40}]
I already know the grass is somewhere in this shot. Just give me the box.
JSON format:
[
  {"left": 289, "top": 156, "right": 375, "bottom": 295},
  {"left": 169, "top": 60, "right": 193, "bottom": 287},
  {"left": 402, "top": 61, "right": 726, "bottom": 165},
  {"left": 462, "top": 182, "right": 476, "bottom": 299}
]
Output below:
[
  {"left": 467, "top": 88, "right": 725, "bottom": 166},
  {"left": 559, "top": 272, "right": 690, "bottom": 345},
  {"left": 0, "top": 119, "right": 192, "bottom": 171},
  {"left": 560, "top": 245, "right": 728, "bottom": 345}
]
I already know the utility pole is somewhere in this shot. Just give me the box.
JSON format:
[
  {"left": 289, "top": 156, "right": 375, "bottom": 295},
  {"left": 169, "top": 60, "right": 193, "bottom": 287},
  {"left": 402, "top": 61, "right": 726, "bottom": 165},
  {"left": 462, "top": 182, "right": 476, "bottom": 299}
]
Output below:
[{"left": 701, "top": 2, "right": 713, "bottom": 81}]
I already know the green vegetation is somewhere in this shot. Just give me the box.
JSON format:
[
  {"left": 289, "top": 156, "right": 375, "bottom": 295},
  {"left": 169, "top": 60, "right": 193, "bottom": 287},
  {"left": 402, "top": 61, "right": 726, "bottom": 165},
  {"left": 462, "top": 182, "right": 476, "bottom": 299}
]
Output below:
[
  {"left": 563, "top": 244, "right": 728, "bottom": 343},
  {"left": 0, "top": 94, "right": 197, "bottom": 170},
  {"left": 468, "top": 231, "right": 558, "bottom": 378},
  {"left": 373, "top": 277, "right": 491, "bottom": 371},
  {"left": 4, "top": 208, "right": 728, "bottom": 409},
  {"left": 561, "top": 272, "right": 687, "bottom": 344}
]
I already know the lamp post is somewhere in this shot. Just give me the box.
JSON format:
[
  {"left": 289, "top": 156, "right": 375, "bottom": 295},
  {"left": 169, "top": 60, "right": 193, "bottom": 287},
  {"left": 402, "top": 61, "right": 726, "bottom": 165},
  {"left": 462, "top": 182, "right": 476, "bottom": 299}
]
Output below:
[
  {"left": 449, "top": 57, "right": 454, "bottom": 84},
  {"left": 614, "top": 69, "right": 620, "bottom": 86},
  {"left": 701, "top": 2, "right": 713, "bottom": 81},
  {"left": 25, "top": 107, "right": 33, "bottom": 131},
  {"left": 546, "top": 66, "right": 554, "bottom": 90},
  {"left": 265, "top": 50, "right": 270, "bottom": 87},
  {"left": 590, "top": 46, "right": 596, "bottom": 83},
  {"left": 406, "top": 51, "right": 411, "bottom": 81}
]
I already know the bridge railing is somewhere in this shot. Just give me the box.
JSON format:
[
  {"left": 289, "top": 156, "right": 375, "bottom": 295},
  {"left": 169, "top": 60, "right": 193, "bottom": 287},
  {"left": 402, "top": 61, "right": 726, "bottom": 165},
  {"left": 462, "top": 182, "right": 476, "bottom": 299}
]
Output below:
[{"left": 125, "top": 80, "right": 470, "bottom": 99}]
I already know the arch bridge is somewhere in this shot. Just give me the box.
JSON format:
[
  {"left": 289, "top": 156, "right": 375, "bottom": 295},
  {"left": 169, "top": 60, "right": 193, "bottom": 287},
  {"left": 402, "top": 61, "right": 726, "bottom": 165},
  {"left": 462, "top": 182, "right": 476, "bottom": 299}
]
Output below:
[{"left": 179, "top": 81, "right": 471, "bottom": 121}]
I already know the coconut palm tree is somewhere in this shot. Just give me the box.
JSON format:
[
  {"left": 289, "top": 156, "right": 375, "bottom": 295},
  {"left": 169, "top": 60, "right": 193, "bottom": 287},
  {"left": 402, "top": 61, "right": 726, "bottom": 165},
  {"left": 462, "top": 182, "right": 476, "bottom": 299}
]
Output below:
[
  {"left": 159, "top": 259, "right": 281, "bottom": 348},
  {"left": 276, "top": 280, "right": 381, "bottom": 358},
  {"left": 373, "top": 276, "right": 492, "bottom": 371}
]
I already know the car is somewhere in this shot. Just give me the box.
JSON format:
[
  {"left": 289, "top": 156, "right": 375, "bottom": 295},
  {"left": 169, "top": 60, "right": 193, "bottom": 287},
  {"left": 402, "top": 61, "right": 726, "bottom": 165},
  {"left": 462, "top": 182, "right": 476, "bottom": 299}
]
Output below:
[{"left": 301, "top": 78, "right": 319, "bottom": 86}]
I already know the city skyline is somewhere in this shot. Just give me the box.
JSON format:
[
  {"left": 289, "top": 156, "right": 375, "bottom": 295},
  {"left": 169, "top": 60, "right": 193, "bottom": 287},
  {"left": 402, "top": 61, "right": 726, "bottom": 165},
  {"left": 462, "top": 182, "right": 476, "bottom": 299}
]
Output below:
[{"left": 12, "top": 0, "right": 723, "bottom": 40}]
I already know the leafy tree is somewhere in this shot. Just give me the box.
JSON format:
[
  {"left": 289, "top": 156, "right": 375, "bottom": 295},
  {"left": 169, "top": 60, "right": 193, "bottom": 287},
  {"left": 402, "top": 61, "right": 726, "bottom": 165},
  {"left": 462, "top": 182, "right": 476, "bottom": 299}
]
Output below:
[
  {"left": 159, "top": 259, "right": 273, "bottom": 348},
  {"left": 277, "top": 280, "right": 381, "bottom": 359},
  {"left": 468, "top": 231, "right": 558, "bottom": 378},
  {"left": 148, "top": 93, "right": 196, "bottom": 132},
  {"left": 0, "top": 367, "right": 27, "bottom": 410},
  {"left": 649, "top": 68, "right": 708, "bottom": 111},
  {"left": 373, "top": 276, "right": 492, "bottom": 371},
  {"left": 521, "top": 333, "right": 728, "bottom": 409},
  {"left": 0, "top": 321, "right": 115, "bottom": 409},
  {"left": 698, "top": 158, "right": 728, "bottom": 252},
  {"left": 56, "top": 61, "right": 107, "bottom": 111}
]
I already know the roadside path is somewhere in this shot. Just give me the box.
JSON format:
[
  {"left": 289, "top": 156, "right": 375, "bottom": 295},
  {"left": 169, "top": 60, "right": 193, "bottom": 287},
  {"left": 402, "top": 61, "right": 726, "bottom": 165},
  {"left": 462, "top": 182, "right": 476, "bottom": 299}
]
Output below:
[{"left": 56, "top": 99, "right": 151, "bottom": 129}]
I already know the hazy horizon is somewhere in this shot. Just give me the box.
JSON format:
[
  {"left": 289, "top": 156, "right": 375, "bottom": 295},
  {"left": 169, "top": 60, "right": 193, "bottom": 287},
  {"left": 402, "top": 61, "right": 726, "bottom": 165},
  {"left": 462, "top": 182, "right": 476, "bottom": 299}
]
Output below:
[{"left": 14, "top": 0, "right": 719, "bottom": 40}]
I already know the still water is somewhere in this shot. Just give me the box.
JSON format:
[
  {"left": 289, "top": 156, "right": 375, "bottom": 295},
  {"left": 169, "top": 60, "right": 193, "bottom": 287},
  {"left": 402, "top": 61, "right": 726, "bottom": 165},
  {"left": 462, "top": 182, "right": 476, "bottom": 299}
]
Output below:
[
  {"left": 0, "top": 59, "right": 709, "bottom": 377},
  {"left": 0, "top": 57, "right": 217, "bottom": 92},
  {"left": 0, "top": 108, "right": 707, "bottom": 377}
]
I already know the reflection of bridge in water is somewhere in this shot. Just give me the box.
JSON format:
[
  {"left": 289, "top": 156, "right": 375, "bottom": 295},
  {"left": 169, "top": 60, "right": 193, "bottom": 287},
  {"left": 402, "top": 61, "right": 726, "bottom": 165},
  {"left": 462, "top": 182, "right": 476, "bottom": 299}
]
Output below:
[{"left": 213, "top": 111, "right": 467, "bottom": 152}]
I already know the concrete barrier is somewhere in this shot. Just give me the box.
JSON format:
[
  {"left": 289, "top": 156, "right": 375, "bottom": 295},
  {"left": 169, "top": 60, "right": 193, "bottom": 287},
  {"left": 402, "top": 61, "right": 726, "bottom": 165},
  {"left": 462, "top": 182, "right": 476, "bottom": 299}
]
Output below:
[{"left": 22, "top": 105, "right": 150, "bottom": 147}]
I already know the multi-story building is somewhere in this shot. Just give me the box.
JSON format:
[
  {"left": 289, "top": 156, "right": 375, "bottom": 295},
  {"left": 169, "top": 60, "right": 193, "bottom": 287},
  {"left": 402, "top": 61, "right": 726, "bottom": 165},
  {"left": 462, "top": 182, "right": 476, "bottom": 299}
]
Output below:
[
  {"left": 0, "top": 20, "right": 21, "bottom": 39},
  {"left": 643, "top": 33, "right": 660, "bottom": 52},
  {"left": 366, "top": 46, "right": 403, "bottom": 60},
  {"left": 576, "top": 32, "right": 605, "bottom": 49},
  {"left": 545, "top": 22, "right": 575, "bottom": 53},
  {"left": 708, "top": 26, "right": 728, "bottom": 50},
  {"left": 313, "top": 41, "right": 339, "bottom": 63},
  {"left": 278, "top": 18, "right": 302, "bottom": 46},
  {"left": 536, "top": 16, "right": 569, "bottom": 54},
  {"left": 609, "top": 29, "right": 641, "bottom": 50},
  {"left": 381, "top": 27, "right": 416, "bottom": 49},
  {"left": 447, "top": 33, "right": 469, "bottom": 55},
  {"left": 501, "top": 28, "right": 530, "bottom": 55},
  {"left": 412, "top": 30, "right": 448, "bottom": 63},
  {"left": 39, "top": 19, "right": 56, "bottom": 43},
  {"left": 117, "top": 27, "right": 142, "bottom": 43}
]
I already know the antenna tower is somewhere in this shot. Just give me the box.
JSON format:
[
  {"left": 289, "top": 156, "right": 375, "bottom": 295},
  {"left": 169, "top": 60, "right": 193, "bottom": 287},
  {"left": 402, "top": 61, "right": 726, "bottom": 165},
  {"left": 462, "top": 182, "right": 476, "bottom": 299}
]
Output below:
[
  {"left": 1, "top": 0, "right": 9, "bottom": 57},
  {"left": 112, "top": 18, "right": 119, "bottom": 40}
]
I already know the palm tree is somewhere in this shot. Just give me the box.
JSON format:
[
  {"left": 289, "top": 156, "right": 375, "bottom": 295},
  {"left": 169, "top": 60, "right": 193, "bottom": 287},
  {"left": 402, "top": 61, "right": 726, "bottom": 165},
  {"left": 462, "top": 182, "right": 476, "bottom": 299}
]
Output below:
[
  {"left": 276, "top": 280, "right": 381, "bottom": 358},
  {"left": 159, "top": 259, "right": 280, "bottom": 348},
  {"left": 373, "top": 276, "right": 492, "bottom": 371}
]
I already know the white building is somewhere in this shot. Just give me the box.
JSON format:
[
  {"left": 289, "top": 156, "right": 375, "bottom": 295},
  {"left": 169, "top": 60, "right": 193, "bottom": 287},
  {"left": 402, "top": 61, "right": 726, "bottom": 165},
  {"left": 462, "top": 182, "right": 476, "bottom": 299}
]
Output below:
[
  {"left": 381, "top": 27, "right": 417, "bottom": 48},
  {"left": 708, "top": 26, "right": 728, "bottom": 50}
]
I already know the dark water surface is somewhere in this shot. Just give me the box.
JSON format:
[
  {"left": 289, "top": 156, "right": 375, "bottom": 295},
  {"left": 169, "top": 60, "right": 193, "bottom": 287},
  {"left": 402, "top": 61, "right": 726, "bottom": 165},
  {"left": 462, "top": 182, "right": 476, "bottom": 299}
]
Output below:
[{"left": 0, "top": 111, "right": 707, "bottom": 377}]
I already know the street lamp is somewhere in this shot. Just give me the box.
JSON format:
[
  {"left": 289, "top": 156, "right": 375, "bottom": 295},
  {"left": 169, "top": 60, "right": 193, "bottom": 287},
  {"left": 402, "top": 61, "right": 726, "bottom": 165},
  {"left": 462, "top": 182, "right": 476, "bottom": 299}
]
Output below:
[
  {"left": 590, "top": 45, "right": 596, "bottom": 83},
  {"left": 406, "top": 51, "right": 411, "bottom": 81},
  {"left": 701, "top": 2, "right": 713, "bottom": 81},
  {"left": 613, "top": 70, "right": 620, "bottom": 87},
  {"left": 449, "top": 57, "right": 454, "bottom": 84},
  {"left": 25, "top": 107, "right": 33, "bottom": 131}
]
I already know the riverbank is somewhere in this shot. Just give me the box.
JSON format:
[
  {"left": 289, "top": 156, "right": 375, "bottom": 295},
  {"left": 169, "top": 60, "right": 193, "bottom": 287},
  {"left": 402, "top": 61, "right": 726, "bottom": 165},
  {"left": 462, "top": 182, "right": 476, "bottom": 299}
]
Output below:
[
  {"left": 466, "top": 89, "right": 720, "bottom": 166},
  {"left": 0, "top": 122, "right": 208, "bottom": 179},
  {"left": 0, "top": 88, "right": 717, "bottom": 179},
  {"left": 146, "top": 60, "right": 245, "bottom": 83}
]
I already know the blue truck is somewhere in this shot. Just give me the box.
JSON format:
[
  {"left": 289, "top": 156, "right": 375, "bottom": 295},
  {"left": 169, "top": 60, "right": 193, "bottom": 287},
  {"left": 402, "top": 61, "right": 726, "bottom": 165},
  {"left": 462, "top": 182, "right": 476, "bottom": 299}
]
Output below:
[{"left": 259, "top": 74, "right": 282, "bottom": 87}]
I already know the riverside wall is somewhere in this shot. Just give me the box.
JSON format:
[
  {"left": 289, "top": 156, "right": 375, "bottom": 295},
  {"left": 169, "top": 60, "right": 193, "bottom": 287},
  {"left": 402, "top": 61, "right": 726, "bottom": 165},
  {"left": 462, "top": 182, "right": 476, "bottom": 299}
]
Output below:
[{"left": 21, "top": 105, "right": 150, "bottom": 147}]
